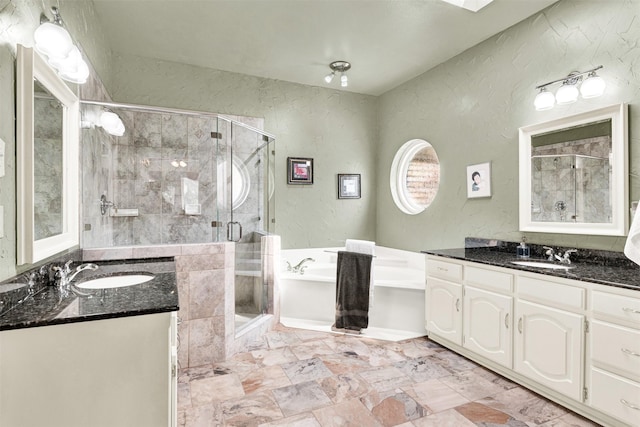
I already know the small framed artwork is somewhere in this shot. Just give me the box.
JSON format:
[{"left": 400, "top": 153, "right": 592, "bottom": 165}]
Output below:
[
  {"left": 467, "top": 162, "right": 492, "bottom": 198},
  {"left": 287, "top": 157, "right": 314, "bottom": 184},
  {"left": 338, "top": 174, "right": 361, "bottom": 199}
]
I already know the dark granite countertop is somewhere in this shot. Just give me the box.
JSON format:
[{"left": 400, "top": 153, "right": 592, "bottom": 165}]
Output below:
[
  {"left": 0, "top": 258, "right": 179, "bottom": 331},
  {"left": 423, "top": 240, "right": 640, "bottom": 292}
]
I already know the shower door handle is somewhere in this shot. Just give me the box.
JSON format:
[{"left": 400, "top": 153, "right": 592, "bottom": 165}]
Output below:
[{"left": 226, "top": 221, "right": 242, "bottom": 242}]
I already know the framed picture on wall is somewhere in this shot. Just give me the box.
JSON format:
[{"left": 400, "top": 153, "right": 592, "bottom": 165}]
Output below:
[
  {"left": 338, "top": 174, "right": 361, "bottom": 199},
  {"left": 466, "top": 162, "right": 492, "bottom": 198},
  {"left": 287, "top": 157, "right": 314, "bottom": 184}
]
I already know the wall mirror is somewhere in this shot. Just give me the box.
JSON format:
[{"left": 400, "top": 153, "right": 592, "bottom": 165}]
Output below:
[
  {"left": 519, "top": 103, "right": 628, "bottom": 236},
  {"left": 17, "top": 45, "right": 79, "bottom": 264}
]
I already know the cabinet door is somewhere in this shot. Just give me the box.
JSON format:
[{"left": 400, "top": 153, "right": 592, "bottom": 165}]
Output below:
[
  {"left": 514, "top": 299, "right": 584, "bottom": 401},
  {"left": 463, "top": 286, "right": 512, "bottom": 368},
  {"left": 426, "top": 277, "right": 462, "bottom": 345}
]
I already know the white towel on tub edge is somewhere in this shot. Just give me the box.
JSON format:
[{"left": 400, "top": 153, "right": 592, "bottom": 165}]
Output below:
[{"left": 624, "top": 208, "right": 640, "bottom": 266}]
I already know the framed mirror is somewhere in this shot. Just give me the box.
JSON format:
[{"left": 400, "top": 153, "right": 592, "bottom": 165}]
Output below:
[
  {"left": 17, "top": 45, "right": 79, "bottom": 264},
  {"left": 519, "top": 103, "right": 628, "bottom": 236}
]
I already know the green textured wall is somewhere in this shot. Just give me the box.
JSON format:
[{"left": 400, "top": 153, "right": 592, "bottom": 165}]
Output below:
[{"left": 376, "top": 0, "right": 640, "bottom": 252}]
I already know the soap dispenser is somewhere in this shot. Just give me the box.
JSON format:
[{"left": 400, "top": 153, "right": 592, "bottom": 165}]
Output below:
[{"left": 517, "top": 237, "right": 530, "bottom": 259}]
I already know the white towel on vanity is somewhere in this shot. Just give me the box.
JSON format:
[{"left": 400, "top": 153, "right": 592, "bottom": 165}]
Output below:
[
  {"left": 624, "top": 208, "right": 640, "bottom": 266},
  {"left": 345, "top": 239, "right": 376, "bottom": 308}
]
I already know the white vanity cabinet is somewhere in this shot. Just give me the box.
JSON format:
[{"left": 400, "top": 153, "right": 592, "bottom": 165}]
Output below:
[
  {"left": 425, "top": 254, "right": 638, "bottom": 427},
  {"left": 425, "top": 258, "right": 463, "bottom": 345},
  {"left": 0, "top": 312, "right": 178, "bottom": 427},
  {"left": 514, "top": 275, "right": 585, "bottom": 401},
  {"left": 588, "top": 288, "right": 640, "bottom": 426},
  {"left": 462, "top": 265, "right": 513, "bottom": 368}
]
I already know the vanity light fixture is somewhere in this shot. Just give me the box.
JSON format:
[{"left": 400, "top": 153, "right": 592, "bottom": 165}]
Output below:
[
  {"left": 34, "top": 7, "right": 90, "bottom": 84},
  {"left": 98, "top": 111, "right": 125, "bottom": 136},
  {"left": 171, "top": 160, "right": 187, "bottom": 168},
  {"left": 324, "top": 61, "right": 351, "bottom": 88},
  {"left": 533, "top": 66, "right": 605, "bottom": 111}
]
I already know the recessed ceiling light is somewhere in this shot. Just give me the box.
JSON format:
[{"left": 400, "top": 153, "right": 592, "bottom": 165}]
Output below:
[{"left": 440, "top": 0, "right": 495, "bottom": 12}]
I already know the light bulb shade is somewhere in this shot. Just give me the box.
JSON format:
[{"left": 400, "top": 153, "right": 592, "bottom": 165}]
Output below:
[
  {"left": 580, "top": 74, "right": 606, "bottom": 98},
  {"left": 57, "top": 48, "right": 90, "bottom": 84},
  {"left": 99, "top": 111, "right": 125, "bottom": 136},
  {"left": 324, "top": 72, "right": 334, "bottom": 84},
  {"left": 340, "top": 73, "right": 348, "bottom": 87},
  {"left": 534, "top": 88, "right": 555, "bottom": 111},
  {"left": 555, "top": 83, "right": 579, "bottom": 105},
  {"left": 34, "top": 22, "right": 73, "bottom": 59}
]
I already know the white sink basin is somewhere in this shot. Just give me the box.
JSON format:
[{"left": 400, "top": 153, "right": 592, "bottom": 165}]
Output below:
[
  {"left": 510, "top": 261, "right": 575, "bottom": 270},
  {"left": 76, "top": 274, "right": 154, "bottom": 289}
]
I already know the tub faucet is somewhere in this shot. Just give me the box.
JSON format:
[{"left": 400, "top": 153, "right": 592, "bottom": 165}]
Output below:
[{"left": 286, "top": 258, "right": 315, "bottom": 275}]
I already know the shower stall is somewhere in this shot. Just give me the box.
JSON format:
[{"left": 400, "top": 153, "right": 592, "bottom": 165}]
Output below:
[{"left": 80, "top": 101, "right": 275, "bottom": 332}]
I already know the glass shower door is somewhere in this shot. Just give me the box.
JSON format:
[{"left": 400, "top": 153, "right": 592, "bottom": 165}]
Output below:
[{"left": 218, "top": 118, "right": 275, "bottom": 332}]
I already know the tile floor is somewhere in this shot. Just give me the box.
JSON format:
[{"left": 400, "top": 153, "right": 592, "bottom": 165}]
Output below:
[{"left": 177, "top": 324, "right": 601, "bottom": 427}]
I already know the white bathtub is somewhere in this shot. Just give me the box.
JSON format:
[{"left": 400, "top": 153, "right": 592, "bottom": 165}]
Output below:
[{"left": 280, "top": 246, "right": 426, "bottom": 341}]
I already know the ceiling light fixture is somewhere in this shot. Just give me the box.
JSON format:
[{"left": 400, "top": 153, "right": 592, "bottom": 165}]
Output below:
[
  {"left": 34, "top": 7, "right": 90, "bottom": 84},
  {"left": 533, "top": 66, "right": 605, "bottom": 111},
  {"left": 440, "top": 0, "right": 495, "bottom": 12},
  {"left": 324, "top": 61, "right": 351, "bottom": 88}
]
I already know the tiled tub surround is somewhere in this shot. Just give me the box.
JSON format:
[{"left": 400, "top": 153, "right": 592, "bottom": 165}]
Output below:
[
  {"left": 84, "top": 237, "right": 281, "bottom": 367},
  {"left": 423, "top": 238, "right": 640, "bottom": 427}
]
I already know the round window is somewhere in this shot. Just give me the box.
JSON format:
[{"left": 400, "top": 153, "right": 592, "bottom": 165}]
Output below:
[{"left": 390, "top": 139, "right": 440, "bottom": 215}]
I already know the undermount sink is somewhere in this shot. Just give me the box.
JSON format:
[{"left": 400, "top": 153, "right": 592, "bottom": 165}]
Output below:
[
  {"left": 76, "top": 274, "right": 154, "bottom": 289},
  {"left": 510, "top": 260, "right": 575, "bottom": 270}
]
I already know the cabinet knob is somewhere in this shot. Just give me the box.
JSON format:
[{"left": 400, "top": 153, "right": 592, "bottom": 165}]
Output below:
[
  {"left": 518, "top": 317, "right": 523, "bottom": 333},
  {"left": 504, "top": 313, "right": 510, "bottom": 329},
  {"left": 455, "top": 298, "right": 460, "bottom": 312}
]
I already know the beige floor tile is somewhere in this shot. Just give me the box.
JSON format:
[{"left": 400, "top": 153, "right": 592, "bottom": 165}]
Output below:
[
  {"left": 190, "top": 373, "right": 245, "bottom": 405},
  {"left": 221, "top": 391, "right": 283, "bottom": 426},
  {"left": 411, "top": 408, "right": 477, "bottom": 427},
  {"left": 258, "top": 412, "right": 321, "bottom": 427},
  {"left": 312, "top": 398, "right": 384, "bottom": 427},
  {"left": 242, "top": 365, "right": 292, "bottom": 394},
  {"left": 272, "top": 380, "right": 333, "bottom": 417},
  {"left": 405, "top": 378, "right": 470, "bottom": 413}
]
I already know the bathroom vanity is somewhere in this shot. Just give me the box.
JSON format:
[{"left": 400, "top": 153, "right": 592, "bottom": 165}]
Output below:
[
  {"left": 424, "top": 243, "right": 640, "bottom": 427},
  {"left": 0, "top": 258, "right": 179, "bottom": 427}
]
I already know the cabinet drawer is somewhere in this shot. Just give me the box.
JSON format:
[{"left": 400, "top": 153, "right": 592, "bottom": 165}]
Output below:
[
  {"left": 517, "top": 275, "right": 585, "bottom": 310},
  {"left": 591, "top": 320, "right": 640, "bottom": 381},
  {"left": 465, "top": 265, "right": 513, "bottom": 293},
  {"left": 592, "top": 290, "right": 640, "bottom": 326},
  {"left": 427, "top": 258, "right": 462, "bottom": 282},
  {"left": 590, "top": 367, "right": 640, "bottom": 426}
]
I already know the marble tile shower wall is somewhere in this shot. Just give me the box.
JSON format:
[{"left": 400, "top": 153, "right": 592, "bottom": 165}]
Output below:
[
  {"left": 81, "top": 107, "right": 267, "bottom": 248},
  {"left": 531, "top": 137, "right": 611, "bottom": 223},
  {"left": 34, "top": 97, "right": 63, "bottom": 240}
]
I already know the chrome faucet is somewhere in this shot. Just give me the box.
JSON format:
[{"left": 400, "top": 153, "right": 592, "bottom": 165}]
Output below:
[
  {"left": 286, "top": 258, "right": 315, "bottom": 275},
  {"left": 559, "top": 249, "right": 578, "bottom": 264},
  {"left": 543, "top": 246, "right": 556, "bottom": 261},
  {"left": 52, "top": 261, "right": 99, "bottom": 289}
]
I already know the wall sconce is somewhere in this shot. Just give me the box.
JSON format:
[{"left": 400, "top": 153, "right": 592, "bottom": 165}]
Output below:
[
  {"left": 98, "top": 111, "right": 125, "bottom": 136},
  {"left": 34, "top": 6, "right": 89, "bottom": 84},
  {"left": 324, "top": 61, "right": 351, "bottom": 88},
  {"left": 171, "top": 160, "right": 187, "bottom": 168},
  {"left": 533, "top": 66, "right": 605, "bottom": 111}
]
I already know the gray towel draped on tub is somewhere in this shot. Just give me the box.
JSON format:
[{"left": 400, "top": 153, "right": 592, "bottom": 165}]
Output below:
[{"left": 332, "top": 251, "right": 373, "bottom": 333}]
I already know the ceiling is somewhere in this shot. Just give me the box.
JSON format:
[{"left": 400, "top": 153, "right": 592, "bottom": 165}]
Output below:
[{"left": 91, "top": 0, "right": 557, "bottom": 96}]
